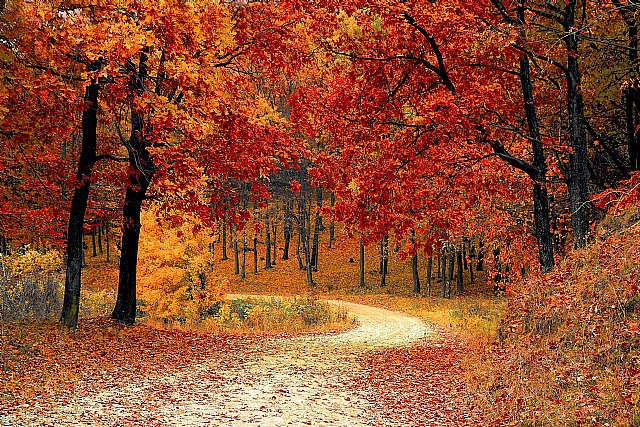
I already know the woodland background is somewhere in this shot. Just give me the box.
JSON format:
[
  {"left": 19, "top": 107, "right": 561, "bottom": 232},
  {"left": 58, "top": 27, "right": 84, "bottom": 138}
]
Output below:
[{"left": 1, "top": 0, "right": 640, "bottom": 425}]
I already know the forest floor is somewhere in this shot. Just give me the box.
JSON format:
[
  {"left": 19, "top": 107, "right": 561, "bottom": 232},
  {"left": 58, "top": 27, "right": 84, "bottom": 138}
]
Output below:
[{"left": 1, "top": 301, "right": 483, "bottom": 427}]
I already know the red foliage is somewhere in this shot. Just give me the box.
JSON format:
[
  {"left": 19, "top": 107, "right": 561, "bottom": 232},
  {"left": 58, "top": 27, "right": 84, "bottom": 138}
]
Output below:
[{"left": 356, "top": 330, "right": 485, "bottom": 426}]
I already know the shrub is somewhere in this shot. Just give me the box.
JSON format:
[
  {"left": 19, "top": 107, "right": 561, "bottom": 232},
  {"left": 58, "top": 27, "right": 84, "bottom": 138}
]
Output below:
[{"left": 0, "top": 248, "right": 63, "bottom": 322}]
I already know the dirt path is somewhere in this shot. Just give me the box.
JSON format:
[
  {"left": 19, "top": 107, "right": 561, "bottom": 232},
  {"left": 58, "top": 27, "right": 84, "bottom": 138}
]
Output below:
[{"left": 6, "top": 301, "right": 432, "bottom": 427}]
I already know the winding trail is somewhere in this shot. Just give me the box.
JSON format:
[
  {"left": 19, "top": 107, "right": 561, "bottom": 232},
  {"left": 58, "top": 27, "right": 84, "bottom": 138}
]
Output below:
[{"left": 8, "top": 301, "right": 432, "bottom": 427}]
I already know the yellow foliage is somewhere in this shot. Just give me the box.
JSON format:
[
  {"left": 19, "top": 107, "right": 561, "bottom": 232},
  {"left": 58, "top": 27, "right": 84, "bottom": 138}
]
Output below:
[{"left": 137, "top": 209, "right": 224, "bottom": 323}]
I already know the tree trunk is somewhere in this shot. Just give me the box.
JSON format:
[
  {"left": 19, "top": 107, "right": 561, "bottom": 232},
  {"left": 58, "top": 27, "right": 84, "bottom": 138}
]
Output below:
[
  {"left": 265, "top": 215, "right": 272, "bottom": 270},
  {"left": 328, "top": 191, "right": 335, "bottom": 248},
  {"left": 241, "top": 232, "right": 247, "bottom": 280},
  {"left": 446, "top": 249, "right": 454, "bottom": 299},
  {"left": 410, "top": 230, "right": 420, "bottom": 295},
  {"left": 426, "top": 256, "right": 433, "bottom": 297},
  {"left": 380, "top": 235, "right": 388, "bottom": 288},
  {"left": 476, "top": 241, "right": 484, "bottom": 271},
  {"left": 221, "top": 210, "right": 229, "bottom": 261},
  {"left": 440, "top": 250, "right": 447, "bottom": 298},
  {"left": 105, "top": 220, "right": 111, "bottom": 262},
  {"left": 233, "top": 230, "right": 240, "bottom": 275},
  {"left": 271, "top": 219, "right": 277, "bottom": 266},
  {"left": 60, "top": 78, "right": 99, "bottom": 329},
  {"left": 456, "top": 246, "right": 464, "bottom": 294},
  {"left": 91, "top": 229, "right": 97, "bottom": 257},
  {"left": 618, "top": 0, "right": 640, "bottom": 171},
  {"left": 310, "top": 188, "right": 322, "bottom": 271},
  {"left": 97, "top": 224, "right": 103, "bottom": 254},
  {"left": 564, "top": 0, "right": 591, "bottom": 249},
  {"left": 112, "top": 50, "right": 156, "bottom": 326},
  {"left": 359, "top": 239, "right": 365, "bottom": 288},
  {"left": 283, "top": 205, "right": 292, "bottom": 261},
  {"left": 253, "top": 236, "right": 258, "bottom": 274}
]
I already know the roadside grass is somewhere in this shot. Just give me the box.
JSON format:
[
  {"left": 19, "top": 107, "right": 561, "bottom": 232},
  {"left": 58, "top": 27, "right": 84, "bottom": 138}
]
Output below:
[{"left": 141, "top": 295, "right": 354, "bottom": 335}]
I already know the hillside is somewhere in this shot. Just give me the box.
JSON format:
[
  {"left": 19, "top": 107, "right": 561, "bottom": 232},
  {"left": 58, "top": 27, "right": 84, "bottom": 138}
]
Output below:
[{"left": 473, "top": 210, "right": 640, "bottom": 426}]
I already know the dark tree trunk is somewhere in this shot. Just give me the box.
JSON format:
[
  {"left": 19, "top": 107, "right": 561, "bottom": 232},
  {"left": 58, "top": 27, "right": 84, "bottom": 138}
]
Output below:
[
  {"left": 105, "top": 220, "right": 111, "bottom": 262},
  {"left": 456, "top": 246, "right": 463, "bottom": 294},
  {"left": 488, "top": 0, "right": 555, "bottom": 272},
  {"left": 60, "top": 78, "right": 99, "bottom": 329},
  {"left": 310, "top": 188, "right": 322, "bottom": 271},
  {"left": 410, "top": 230, "right": 420, "bottom": 295},
  {"left": 97, "top": 224, "right": 103, "bottom": 254},
  {"left": 296, "top": 188, "right": 314, "bottom": 286},
  {"left": 379, "top": 239, "right": 384, "bottom": 274},
  {"left": 112, "top": 51, "right": 155, "bottom": 326},
  {"left": 328, "top": 192, "right": 335, "bottom": 248},
  {"left": 91, "top": 229, "right": 97, "bottom": 257},
  {"left": 221, "top": 210, "right": 229, "bottom": 261},
  {"left": 518, "top": 0, "right": 555, "bottom": 272},
  {"left": 253, "top": 236, "right": 258, "bottom": 274},
  {"left": 446, "top": 249, "right": 454, "bottom": 299},
  {"left": 380, "top": 234, "right": 388, "bottom": 288},
  {"left": 564, "top": 0, "right": 591, "bottom": 249},
  {"left": 426, "top": 256, "right": 433, "bottom": 296},
  {"left": 283, "top": 200, "right": 292, "bottom": 261},
  {"left": 359, "top": 239, "right": 365, "bottom": 288},
  {"left": 617, "top": 0, "right": 640, "bottom": 171},
  {"left": 241, "top": 233, "right": 247, "bottom": 280},
  {"left": 469, "top": 252, "right": 474, "bottom": 284},
  {"left": 265, "top": 215, "right": 272, "bottom": 270},
  {"left": 625, "top": 84, "right": 639, "bottom": 171},
  {"left": 271, "top": 217, "right": 277, "bottom": 266},
  {"left": 462, "top": 241, "right": 468, "bottom": 270},
  {"left": 476, "top": 241, "right": 484, "bottom": 271},
  {"left": 233, "top": 230, "right": 240, "bottom": 275},
  {"left": 441, "top": 249, "right": 447, "bottom": 298}
]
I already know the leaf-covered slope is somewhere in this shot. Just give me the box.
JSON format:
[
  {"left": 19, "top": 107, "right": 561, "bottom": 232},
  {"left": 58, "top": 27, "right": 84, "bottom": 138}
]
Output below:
[{"left": 477, "top": 209, "right": 640, "bottom": 426}]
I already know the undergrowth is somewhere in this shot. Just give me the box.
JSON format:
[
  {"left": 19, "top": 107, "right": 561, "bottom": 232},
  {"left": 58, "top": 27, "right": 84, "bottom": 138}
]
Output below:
[
  {"left": 0, "top": 248, "right": 62, "bottom": 322},
  {"left": 142, "top": 295, "right": 352, "bottom": 334}
]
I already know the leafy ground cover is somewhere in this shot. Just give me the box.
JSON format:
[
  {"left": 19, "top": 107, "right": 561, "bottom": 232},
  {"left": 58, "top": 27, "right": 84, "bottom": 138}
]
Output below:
[
  {"left": 0, "top": 318, "right": 255, "bottom": 411},
  {"left": 470, "top": 210, "right": 640, "bottom": 426}
]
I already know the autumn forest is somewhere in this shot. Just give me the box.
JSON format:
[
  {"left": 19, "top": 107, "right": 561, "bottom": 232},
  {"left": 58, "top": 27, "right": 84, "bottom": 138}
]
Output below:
[{"left": 1, "top": 0, "right": 640, "bottom": 425}]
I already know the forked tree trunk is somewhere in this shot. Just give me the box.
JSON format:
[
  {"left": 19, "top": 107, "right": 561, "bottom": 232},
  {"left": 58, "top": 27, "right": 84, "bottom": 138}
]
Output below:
[{"left": 112, "top": 51, "right": 156, "bottom": 326}]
